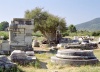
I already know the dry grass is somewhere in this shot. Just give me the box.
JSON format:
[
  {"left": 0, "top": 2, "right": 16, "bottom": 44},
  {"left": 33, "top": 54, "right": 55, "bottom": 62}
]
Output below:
[
  {"left": 17, "top": 36, "right": 100, "bottom": 72},
  {"left": 18, "top": 48, "right": 100, "bottom": 72}
]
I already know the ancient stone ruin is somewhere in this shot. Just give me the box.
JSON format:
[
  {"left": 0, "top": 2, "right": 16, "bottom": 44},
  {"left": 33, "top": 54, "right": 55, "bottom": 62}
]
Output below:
[
  {"left": 0, "top": 18, "right": 37, "bottom": 66},
  {"left": 57, "top": 37, "right": 98, "bottom": 50},
  {"left": 51, "top": 49, "right": 98, "bottom": 65},
  {"left": 0, "top": 18, "right": 34, "bottom": 54},
  {"left": 10, "top": 50, "right": 36, "bottom": 65},
  {"left": 9, "top": 18, "right": 34, "bottom": 51},
  {"left": 0, "top": 55, "right": 16, "bottom": 69}
]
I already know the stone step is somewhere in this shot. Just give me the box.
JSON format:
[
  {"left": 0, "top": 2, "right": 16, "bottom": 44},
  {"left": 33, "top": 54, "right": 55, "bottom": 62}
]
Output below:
[
  {"left": 51, "top": 56, "right": 98, "bottom": 65},
  {"left": 57, "top": 49, "right": 94, "bottom": 56},
  {"left": 56, "top": 54, "right": 96, "bottom": 59}
]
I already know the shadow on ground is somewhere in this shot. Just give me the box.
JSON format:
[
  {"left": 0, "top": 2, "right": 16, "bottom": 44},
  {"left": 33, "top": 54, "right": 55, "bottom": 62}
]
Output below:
[{"left": 40, "top": 61, "right": 48, "bottom": 69}]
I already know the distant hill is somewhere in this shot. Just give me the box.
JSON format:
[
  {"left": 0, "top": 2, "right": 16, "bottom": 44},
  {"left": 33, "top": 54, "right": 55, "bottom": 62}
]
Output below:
[{"left": 75, "top": 18, "right": 100, "bottom": 31}]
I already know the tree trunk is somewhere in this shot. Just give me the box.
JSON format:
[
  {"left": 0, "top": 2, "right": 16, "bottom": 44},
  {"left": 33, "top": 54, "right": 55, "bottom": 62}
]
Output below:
[
  {"left": 40, "top": 30, "right": 62, "bottom": 44},
  {"left": 42, "top": 32, "right": 56, "bottom": 43}
]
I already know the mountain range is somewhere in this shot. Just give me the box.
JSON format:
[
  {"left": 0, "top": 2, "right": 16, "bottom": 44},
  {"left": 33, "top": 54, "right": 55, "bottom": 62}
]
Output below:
[{"left": 75, "top": 18, "right": 100, "bottom": 31}]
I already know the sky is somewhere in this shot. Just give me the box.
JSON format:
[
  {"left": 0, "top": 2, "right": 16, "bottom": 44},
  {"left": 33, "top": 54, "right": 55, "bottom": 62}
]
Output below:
[{"left": 0, "top": 0, "right": 100, "bottom": 25}]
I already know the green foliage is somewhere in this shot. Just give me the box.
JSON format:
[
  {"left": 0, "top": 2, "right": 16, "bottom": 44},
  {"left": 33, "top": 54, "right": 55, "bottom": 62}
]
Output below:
[
  {"left": 62, "top": 24, "right": 77, "bottom": 37},
  {"left": 3, "top": 34, "right": 9, "bottom": 40},
  {"left": 32, "top": 34, "right": 42, "bottom": 37},
  {"left": 32, "top": 31, "right": 43, "bottom": 37},
  {"left": 62, "top": 30, "right": 93, "bottom": 37},
  {"left": 92, "top": 32, "right": 98, "bottom": 36},
  {"left": 72, "top": 31, "right": 91, "bottom": 36},
  {"left": 62, "top": 32, "right": 69, "bottom": 37},
  {"left": 0, "top": 67, "right": 23, "bottom": 72},
  {"left": 91, "top": 31, "right": 100, "bottom": 36},
  {"left": 24, "top": 7, "right": 66, "bottom": 41},
  {"left": 30, "top": 60, "right": 40, "bottom": 68},
  {"left": 0, "top": 31, "right": 9, "bottom": 40},
  {"left": 68, "top": 24, "right": 77, "bottom": 32},
  {"left": 34, "top": 60, "right": 40, "bottom": 68},
  {"left": 0, "top": 21, "right": 9, "bottom": 31}
]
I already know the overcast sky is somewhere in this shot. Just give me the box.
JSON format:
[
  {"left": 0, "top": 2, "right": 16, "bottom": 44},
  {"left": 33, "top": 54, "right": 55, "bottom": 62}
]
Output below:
[{"left": 0, "top": 0, "right": 100, "bottom": 25}]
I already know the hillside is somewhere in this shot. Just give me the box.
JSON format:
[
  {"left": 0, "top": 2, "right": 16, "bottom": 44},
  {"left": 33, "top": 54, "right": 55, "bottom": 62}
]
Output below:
[{"left": 75, "top": 18, "right": 100, "bottom": 31}]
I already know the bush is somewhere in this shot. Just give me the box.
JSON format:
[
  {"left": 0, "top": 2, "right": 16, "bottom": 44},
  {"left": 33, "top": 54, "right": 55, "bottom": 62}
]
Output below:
[
  {"left": 0, "top": 31, "right": 9, "bottom": 40},
  {"left": 62, "top": 32, "right": 69, "bottom": 37},
  {"left": 3, "top": 35, "right": 9, "bottom": 40},
  {"left": 91, "top": 31, "right": 100, "bottom": 36}
]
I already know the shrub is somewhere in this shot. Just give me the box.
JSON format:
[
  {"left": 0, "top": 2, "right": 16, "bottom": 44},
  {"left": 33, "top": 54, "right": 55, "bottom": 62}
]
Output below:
[
  {"left": 91, "top": 31, "right": 100, "bottom": 36},
  {"left": 62, "top": 32, "right": 69, "bottom": 37},
  {"left": 0, "top": 31, "right": 9, "bottom": 40},
  {"left": 3, "top": 35, "right": 9, "bottom": 40}
]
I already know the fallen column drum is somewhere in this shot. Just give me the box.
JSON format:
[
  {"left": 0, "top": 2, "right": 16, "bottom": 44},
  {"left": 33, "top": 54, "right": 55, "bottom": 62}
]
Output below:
[{"left": 51, "top": 49, "right": 99, "bottom": 65}]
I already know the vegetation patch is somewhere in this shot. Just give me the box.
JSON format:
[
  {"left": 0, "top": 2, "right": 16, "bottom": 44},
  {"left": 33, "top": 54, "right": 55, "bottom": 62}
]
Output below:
[
  {"left": 17, "top": 49, "right": 100, "bottom": 72},
  {"left": 0, "top": 67, "right": 24, "bottom": 72}
]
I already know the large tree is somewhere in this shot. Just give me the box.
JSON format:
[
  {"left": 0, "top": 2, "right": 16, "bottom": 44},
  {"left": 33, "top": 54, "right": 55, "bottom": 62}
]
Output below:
[
  {"left": 24, "top": 7, "right": 66, "bottom": 43},
  {"left": 0, "top": 21, "right": 9, "bottom": 31}
]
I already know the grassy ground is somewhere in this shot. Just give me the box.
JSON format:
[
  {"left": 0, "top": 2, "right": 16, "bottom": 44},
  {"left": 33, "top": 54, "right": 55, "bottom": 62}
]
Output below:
[
  {"left": 18, "top": 36, "right": 100, "bottom": 72},
  {"left": 18, "top": 48, "right": 100, "bottom": 72}
]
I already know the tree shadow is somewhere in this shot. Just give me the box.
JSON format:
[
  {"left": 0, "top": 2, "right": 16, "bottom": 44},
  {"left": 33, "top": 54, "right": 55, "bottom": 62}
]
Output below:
[{"left": 40, "top": 61, "right": 48, "bottom": 69}]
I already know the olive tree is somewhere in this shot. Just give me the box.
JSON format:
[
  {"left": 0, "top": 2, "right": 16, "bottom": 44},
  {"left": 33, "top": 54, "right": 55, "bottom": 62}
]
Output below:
[{"left": 24, "top": 7, "right": 66, "bottom": 43}]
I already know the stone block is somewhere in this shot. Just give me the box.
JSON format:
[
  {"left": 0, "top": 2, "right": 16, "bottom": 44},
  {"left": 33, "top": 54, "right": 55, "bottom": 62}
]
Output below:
[
  {"left": 25, "top": 36, "right": 32, "bottom": 44},
  {"left": 26, "top": 51, "right": 34, "bottom": 56},
  {"left": 2, "top": 42, "right": 10, "bottom": 51},
  {"left": 0, "top": 55, "right": 16, "bottom": 69},
  {"left": 10, "top": 50, "right": 36, "bottom": 65}
]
